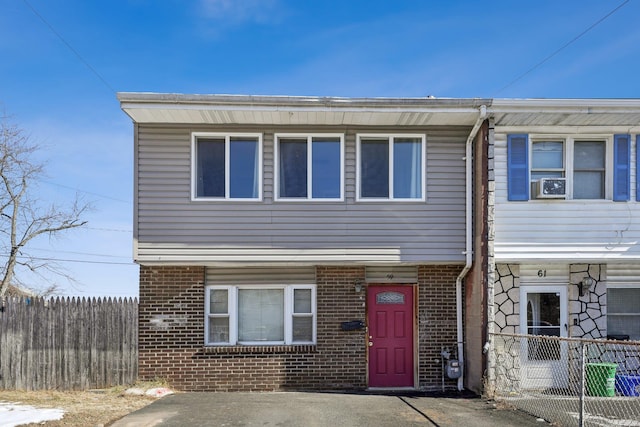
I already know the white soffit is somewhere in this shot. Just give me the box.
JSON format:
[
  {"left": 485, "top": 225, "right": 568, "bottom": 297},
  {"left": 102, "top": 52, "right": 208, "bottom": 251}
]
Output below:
[
  {"left": 491, "top": 98, "right": 640, "bottom": 128},
  {"left": 117, "top": 93, "right": 490, "bottom": 127}
]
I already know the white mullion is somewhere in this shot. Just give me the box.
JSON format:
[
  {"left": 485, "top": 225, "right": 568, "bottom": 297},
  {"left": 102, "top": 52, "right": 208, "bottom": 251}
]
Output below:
[
  {"left": 284, "top": 286, "right": 293, "bottom": 344},
  {"left": 307, "top": 136, "right": 313, "bottom": 200},
  {"left": 356, "top": 136, "right": 362, "bottom": 200},
  {"left": 191, "top": 134, "right": 198, "bottom": 201},
  {"left": 311, "top": 285, "right": 317, "bottom": 343},
  {"left": 605, "top": 137, "right": 614, "bottom": 200},
  {"left": 388, "top": 137, "right": 394, "bottom": 199},
  {"left": 420, "top": 135, "right": 426, "bottom": 200},
  {"left": 257, "top": 135, "right": 263, "bottom": 200},
  {"left": 225, "top": 136, "right": 231, "bottom": 199},
  {"left": 561, "top": 140, "right": 566, "bottom": 176},
  {"left": 566, "top": 138, "right": 575, "bottom": 199},
  {"left": 274, "top": 135, "right": 281, "bottom": 200},
  {"left": 229, "top": 286, "right": 238, "bottom": 345},
  {"left": 204, "top": 286, "right": 210, "bottom": 345},
  {"left": 339, "top": 135, "right": 345, "bottom": 201}
]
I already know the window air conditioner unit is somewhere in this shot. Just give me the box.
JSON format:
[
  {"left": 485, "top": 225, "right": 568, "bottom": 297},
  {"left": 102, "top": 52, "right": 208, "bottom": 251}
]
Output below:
[{"left": 536, "top": 178, "right": 566, "bottom": 199}]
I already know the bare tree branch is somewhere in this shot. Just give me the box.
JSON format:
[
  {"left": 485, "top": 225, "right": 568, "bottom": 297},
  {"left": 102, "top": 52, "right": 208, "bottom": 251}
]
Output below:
[{"left": 0, "top": 116, "right": 91, "bottom": 297}]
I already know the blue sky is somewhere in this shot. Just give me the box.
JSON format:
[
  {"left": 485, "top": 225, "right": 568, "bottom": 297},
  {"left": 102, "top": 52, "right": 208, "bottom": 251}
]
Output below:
[{"left": 1, "top": 0, "right": 639, "bottom": 298}]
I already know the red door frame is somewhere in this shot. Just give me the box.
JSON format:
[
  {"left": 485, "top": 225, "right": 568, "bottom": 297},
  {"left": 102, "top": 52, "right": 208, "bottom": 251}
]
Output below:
[{"left": 366, "top": 285, "right": 416, "bottom": 388}]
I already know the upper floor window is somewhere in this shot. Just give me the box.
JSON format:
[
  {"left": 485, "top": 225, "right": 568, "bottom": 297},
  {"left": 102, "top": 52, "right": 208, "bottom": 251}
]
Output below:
[
  {"left": 357, "top": 134, "right": 425, "bottom": 201},
  {"left": 531, "top": 141, "right": 564, "bottom": 181},
  {"left": 205, "top": 284, "right": 316, "bottom": 346},
  {"left": 275, "top": 134, "right": 343, "bottom": 201},
  {"left": 508, "top": 134, "right": 631, "bottom": 201},
  {"left": 574, "top": 141, "right": 606, "bottom": 199},
  {"left": 192, "top": 133, "right": 262, "bottom": 201}
]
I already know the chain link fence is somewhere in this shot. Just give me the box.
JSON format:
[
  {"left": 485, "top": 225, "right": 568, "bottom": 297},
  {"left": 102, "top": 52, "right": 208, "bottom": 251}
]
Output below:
[{"left": 489, "top": 333, "right": 640, "bottom": 427}]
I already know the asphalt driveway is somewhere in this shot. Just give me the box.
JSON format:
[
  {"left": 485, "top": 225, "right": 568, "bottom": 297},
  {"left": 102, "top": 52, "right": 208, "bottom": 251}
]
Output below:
[{"left": 110, "top": 391, "right": 549, "bottom": 427}]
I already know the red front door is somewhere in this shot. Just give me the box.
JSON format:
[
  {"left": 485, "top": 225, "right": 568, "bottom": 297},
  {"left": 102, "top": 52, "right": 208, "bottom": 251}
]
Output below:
[{"left": 367, "top": 285, "right": 414, "bottom": 388}]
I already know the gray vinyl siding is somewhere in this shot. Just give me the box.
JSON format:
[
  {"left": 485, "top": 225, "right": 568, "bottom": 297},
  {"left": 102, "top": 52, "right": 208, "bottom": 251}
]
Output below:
[
  {"left": 135, "top": 124, "right": 468, "bottom": 265},
  {"left": 365, "top": 266, "right": 418, "bottom": 283},
  {"left": 205, "top": 267, "right": 316, "bottom": 285}
]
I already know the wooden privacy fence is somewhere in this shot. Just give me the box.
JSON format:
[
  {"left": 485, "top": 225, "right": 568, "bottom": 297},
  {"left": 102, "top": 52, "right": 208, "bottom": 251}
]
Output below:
[{"left": 0, "top": 296, "right": 138, "bottom": 390}]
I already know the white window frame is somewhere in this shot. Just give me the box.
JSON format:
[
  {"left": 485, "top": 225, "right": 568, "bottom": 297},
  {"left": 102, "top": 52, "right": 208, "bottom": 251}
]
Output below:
[
  {"left": 528, "top": 134, "right": 613, "bottom": 200},
  {"left": 356, "top": 134, "right": 426, "bottom": 202},
  {"left": 274, "top": 133, "right": 344, "bottom": 201},
  {"left": 530, "top": 139, "right": 565, "bottom": 180},
  {"left": 191, "top": 132, "right": 263, "bottom": 201},
  {"left": 204, "top": 284, "right": 317, "bottom": 346}
]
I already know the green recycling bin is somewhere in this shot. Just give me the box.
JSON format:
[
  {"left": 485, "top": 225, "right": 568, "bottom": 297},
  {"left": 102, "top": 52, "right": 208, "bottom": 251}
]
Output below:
[{"left": 586, "top": 363, "right": 617, "bottom": 397}]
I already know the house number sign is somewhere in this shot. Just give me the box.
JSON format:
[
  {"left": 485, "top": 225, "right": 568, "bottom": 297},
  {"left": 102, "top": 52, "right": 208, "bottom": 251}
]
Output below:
[{"left": 537, "top": 270, "right": 547, "bottom": 277}]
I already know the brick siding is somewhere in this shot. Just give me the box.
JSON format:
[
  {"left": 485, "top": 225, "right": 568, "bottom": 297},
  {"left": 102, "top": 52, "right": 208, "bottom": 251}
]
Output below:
[
  {"left": 138, "top": 264, "right": 461, "bottom": 391},
  {"left": 417, "top": 265, "right": 462, "bottom": 390}
]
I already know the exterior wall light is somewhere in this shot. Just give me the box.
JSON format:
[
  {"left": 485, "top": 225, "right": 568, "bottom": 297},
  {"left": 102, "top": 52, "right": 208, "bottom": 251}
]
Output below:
[
  {"left": 577, "top": 277, "right": 596, "bottom": 297},
  {"left": 354, "top": 280, "right": 363, "bottom": 293}
]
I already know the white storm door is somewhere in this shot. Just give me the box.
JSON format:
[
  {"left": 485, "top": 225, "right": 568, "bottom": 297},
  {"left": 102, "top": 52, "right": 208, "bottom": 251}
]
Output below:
[{"left": 519, "top": 285, "right": 568, "bottom": 390}]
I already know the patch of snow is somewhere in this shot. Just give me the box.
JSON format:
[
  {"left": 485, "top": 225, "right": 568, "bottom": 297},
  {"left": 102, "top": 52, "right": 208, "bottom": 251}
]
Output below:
[
  {"left": 123, "top": 388, "right": 146, "bottom": 396},
  {"left": 0, "top": 401, "right": 64, "bottom": 427}
]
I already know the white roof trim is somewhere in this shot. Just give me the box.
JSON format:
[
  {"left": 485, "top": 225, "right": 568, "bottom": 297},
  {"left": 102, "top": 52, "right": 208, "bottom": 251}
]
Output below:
[
  {"left": 117, "top": 92, "right": 491, "bottom": 126},
  {"left": 117, "top": 93, "right": 640, "bottom": 127},
  {"left": 492, "top": 98, "right": 640, "bottom": 109}
]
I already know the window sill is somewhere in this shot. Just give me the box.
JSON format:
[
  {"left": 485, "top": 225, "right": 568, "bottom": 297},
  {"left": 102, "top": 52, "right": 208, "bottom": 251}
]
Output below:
[
  {"left": 274, "top": 198, "right": 345, "bottom": 203},
  {"left": 201, "top": 344, "right": 317, "bottom": 354},
  {"left": 355, "top": 198, "right": 426, "bottom": 203},
  {"left": 517, "top": 199, "right": 617, "bottom": 203},
  {"left": 191, "top": 198, "right": 263, "bottom": 202}
]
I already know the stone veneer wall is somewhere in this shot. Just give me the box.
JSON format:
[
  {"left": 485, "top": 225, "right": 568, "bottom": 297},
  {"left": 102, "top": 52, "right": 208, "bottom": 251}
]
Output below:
[
  {"left": 489, "top": 263, "right": 607, "bottom": 394},
  {"left": 491, "top": 263, "right": 606, "bottom": 339},
  {"left": 492, "top": 264, "right": 520, "bottom": 334},
  {"left": 568, "top": 264, "right": 606, "bottom": 339}
]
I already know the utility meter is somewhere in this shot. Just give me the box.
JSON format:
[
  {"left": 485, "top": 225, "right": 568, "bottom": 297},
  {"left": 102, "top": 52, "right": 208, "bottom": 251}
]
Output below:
[{"left": 446, "top": 359, "right": 462, "bottom": 379}]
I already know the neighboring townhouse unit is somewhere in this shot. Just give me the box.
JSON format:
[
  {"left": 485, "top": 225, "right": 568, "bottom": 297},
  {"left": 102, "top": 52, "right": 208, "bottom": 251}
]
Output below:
[
  {"left": 487, "top": 99, "right": 640, "bottom": 391},
  {"left": 118, "top": 93, "right": 489, "bottom": 392}
]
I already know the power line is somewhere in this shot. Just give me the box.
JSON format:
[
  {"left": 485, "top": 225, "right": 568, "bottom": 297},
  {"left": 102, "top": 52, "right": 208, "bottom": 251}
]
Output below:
[
  {"left": 42, "top": 180, "right": 131, "bottom": 204},
  {"left": 21, "top": 0, "right": 117, "bottom": 94},
  {"left": 16, "top": 255, "right": 135, "bottom": 266},
  {"left": 85, "top": 227, "right": 132, "bottom": 233},
  {"left": 30, "top": 247, "right": 131, "bottom": 259},
  {"left": 2, "top": 252, "right": 135, "bottom": 266},
  {"left": 495, "top": 0, "right": 630, "bottom": 95}
]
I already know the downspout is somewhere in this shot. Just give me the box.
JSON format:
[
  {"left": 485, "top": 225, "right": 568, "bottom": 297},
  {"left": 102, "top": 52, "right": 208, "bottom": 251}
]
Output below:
[{"left": 456, "top": 105, "right": 487, "bottom": 391}]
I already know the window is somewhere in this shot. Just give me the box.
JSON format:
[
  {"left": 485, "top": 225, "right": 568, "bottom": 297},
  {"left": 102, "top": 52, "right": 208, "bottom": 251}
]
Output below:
[
  {"left": 507, "top": 134, "right": 631, "bottom": 201},
  {"left": 531, "top": 141, "right": 564, "bottom": 181},
  {"left": 357, "top": 135, "right": 425, "bottom": 201},
  {"left": 192, "top": 133, "right": 262, "bottom": 200},
  {"left": 573, "top": 141, "right": 605, "bottom": 199},
  {"left": 275, "top": 134, "right": 343, "bottom": 200},
  {"left": 205, "top": 285, "right": 316, "bottom": 345},
  {"left": 607, "top": 287, "right": 640, "bottom": 341}
]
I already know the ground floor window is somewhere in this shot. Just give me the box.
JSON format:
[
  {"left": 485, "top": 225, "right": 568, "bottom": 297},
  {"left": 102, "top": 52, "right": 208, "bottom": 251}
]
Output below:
[
  {"left": 205, "top": 285, "right": 316, "bottom": 345},
  {"left": 607, "top": 286, "right": 640, "bottom": 341}
]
